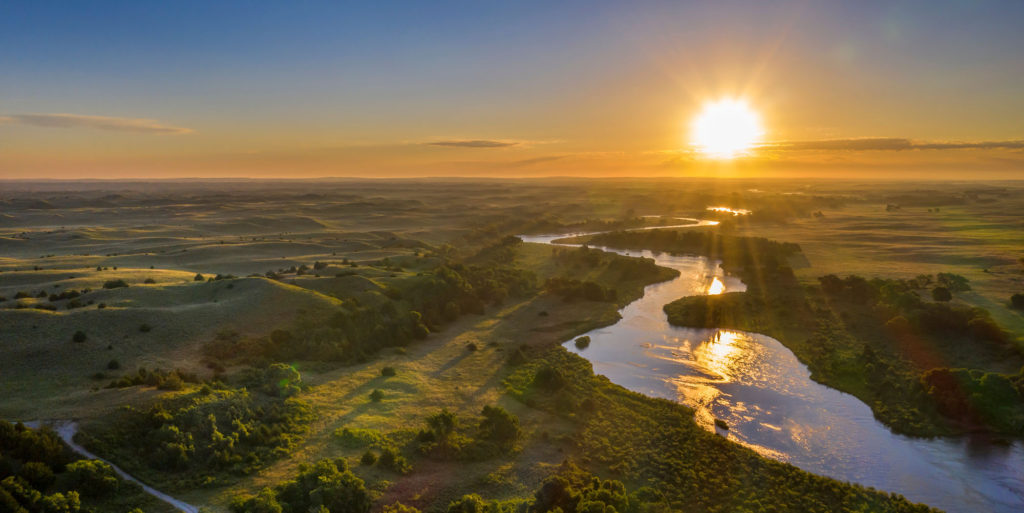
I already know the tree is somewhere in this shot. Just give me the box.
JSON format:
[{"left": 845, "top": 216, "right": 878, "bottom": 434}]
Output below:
[
  {"left": 382, "top": 503, "right": 422, "bottom": 513},
  {"left": 72, "top": 330, "right": 87, "bottom": 343},
  {"left": 262, "top": 363, "right": 301, "bottom": 397},
  {"left": 194, "top": 273, "right": 204, "bottom": 281},
  {"left": 18, "top": 461, "right": 55, "bottom": 489},
  {"left": 937, "top": 272, "right": 971, "bottom": 292},
  {"left": 232, "top": 487, "right": 283, "bottom": 513},
  {"left": 65, "top": 459, "right": 119, "bottom": 496},
  {"left": 477, "top": 405, "right": 521, "bottom": 452},
  {"left": 932, "top": 286, "right": 953, "bottom": 302},
  {"left": 448, "top": 494, "right": 488, "bottom": 513}
]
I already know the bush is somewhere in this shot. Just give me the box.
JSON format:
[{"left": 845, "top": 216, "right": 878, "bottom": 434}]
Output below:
[
  {"left": 103, "top": 279, "right": 129, "bottom": 289},
  {"left": 477, "top": 405, "right": 521, "bottom": 453},
  {"left": 144, "top": 278, "right": 156, "bottom": 284},
  {"left": 381, "top": 366, "right": 396, "bottom": 377},
  {"left": 65, "top": 459, "right": 119, "bottom": 496},
  {"left": 333, "top": 427, "right": 385, "bottom": 448},
  {"left": 370, "top": 389, "right": 384, "bottom": 402},
  {"left": 360, "top": 450, "right": 377, "bottom": 466},
  {"left": 574, "top": 336, "right": 591, "bottom": 349},
  {"left": 107, "top": 359, "right": 120, "bottom": 370},
  {"left": 139, "top": 323, "right": 152, "bottom": 333},
  {"left": 377, "top": 446, "right": 410, "bottom": 474},
  {"left": 194, "top": 273, "right": 204, "bottom": 281},
  {"left": 72, "top": 330, "right": 87, "bottom": 343},
  {"left": 1011, "top": 293, "right": 1024, "bottom": 310}
]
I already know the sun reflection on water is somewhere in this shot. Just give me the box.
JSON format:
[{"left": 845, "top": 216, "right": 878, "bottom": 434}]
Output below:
[{"left": 707, "top": 276, "right": 725, "bottom": 295}]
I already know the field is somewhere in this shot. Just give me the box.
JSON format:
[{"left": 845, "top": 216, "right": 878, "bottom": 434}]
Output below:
[{"left": 2, "top": 178, "right": 1020, "bottom": 512}]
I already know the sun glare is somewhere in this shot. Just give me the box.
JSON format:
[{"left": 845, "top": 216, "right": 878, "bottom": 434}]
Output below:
[{"left": 691, "top": 99, "right": 763, "bottom": 159}]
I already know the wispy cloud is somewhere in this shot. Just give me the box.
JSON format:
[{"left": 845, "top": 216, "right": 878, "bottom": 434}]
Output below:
[
  {"left": 0, "top": 113, "right": 192, "bottom": 134},
  {"left": 758, "top": 137, "right": 1024, "bottom": 152},
  {"left": 425, "top": 139, "right": 518, "bottom": 148}
]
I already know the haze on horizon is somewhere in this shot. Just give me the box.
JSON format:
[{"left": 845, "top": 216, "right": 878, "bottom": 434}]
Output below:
[{"left": 2, "top": 0, "right": 1023, "bottom": 180}]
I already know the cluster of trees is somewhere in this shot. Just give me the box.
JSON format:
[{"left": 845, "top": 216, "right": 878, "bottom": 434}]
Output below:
[
  {"left": 584, "top": 229, "right": 802, "bottom": 283},
  {"left": 106, "top": 367, "right": 200, "bottom": 391},
  {"left": 82, "top": 377, "right": 313, "bottom": 485},
  {"left": 543, "top": 278, "right": 617, "bottom": 303},
  {"left": 0, "top": 421, "right": 154, "bottom": 512},
  {"left": 922, "top": 367, "right": 1024, "bottom": 433},
  {"left": 206, "top": 261, "right": 535, "bottom": 364},
  {"left": 415, "top": 406, "right": 522, "bottom": 460},
  {"left": 4, "top": 288, "right": 96, "bottom": 311},
  {"left": 665, "top": 269, "right": 1021, "bottom": 436},
  {"left": 504, "top": 348, "right": 936, "bottom": 513},
  {"left": 230, "top": 458, "right": 371, "bottom": 513}
]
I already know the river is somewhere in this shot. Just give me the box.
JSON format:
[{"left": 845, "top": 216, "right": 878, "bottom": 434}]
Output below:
[{"left": 521, "top": 226, "right": 1024, "bottom": 513}]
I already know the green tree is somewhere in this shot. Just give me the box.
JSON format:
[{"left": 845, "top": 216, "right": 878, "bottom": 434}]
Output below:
[{"left": 931, "top": 286, "right": 952, "bottom": 302}]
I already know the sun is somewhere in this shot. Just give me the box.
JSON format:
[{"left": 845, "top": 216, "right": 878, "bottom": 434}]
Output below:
[{"left": 691, "top": 99, "right": 763, "bottom": 159}]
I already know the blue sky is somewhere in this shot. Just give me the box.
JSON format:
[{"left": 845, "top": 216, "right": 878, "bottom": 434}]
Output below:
[{"left": 2, "top": 1, "right": 1023, "bottom": 178}]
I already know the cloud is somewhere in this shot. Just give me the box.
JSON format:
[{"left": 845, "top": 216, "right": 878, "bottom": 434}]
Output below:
[
  {"left": 0, "top": 113, "right": 192, "bottom": 134},
  {"left": 506, "top": 155, "right": 565, "bottom": 167},
  {"left": 425, "top": 139, "right": 519, "bottom": 148},
  {"left": 759, "top": 137, "right": 1024, "bottom": 152}
]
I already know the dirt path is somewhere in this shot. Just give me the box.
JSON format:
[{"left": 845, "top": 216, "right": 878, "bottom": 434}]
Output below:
[{"left": 26, "top": 420, "right": 199, "bottom": 513}]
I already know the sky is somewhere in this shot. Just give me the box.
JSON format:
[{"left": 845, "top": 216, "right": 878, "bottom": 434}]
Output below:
[{"left": 2, "top": 0, "right": 1023, "bottom": 179}]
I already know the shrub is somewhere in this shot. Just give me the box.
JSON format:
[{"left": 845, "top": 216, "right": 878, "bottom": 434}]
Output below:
[
  {"left": 139, "top": 323, "right": 152, "bottom": 333},
  {"left": 381, "top": 366, "right": 396, "bottom": 377},
  {"left": 144, "top": 278, "right": 156, "bottom": 284},
  {"left": 333, "top": 427, "right": 385, "bottom": 448},
  {"left": 194, "top": 273, "right": 204, "bottom": 281},
  {"left": 72, "top": 330, "right": 87, "bottom": 343},
  {"left": 477, "top": 405, "right": 521, "bottom": 452},
  {"left": 360, "top": 450, "right": 377, "bottom": 466},
  {"left": 107, "top": 359, "right": 120, "bottom": 370},
  {"left": 370, "top": 389, "right": 384, "bottom": 402},
  {"left": 466, "top": 342, "right": 479, "bottom": 352},
  {"left": 1011, "top": 293, "right": 1024, "bottom": 310},
  {"left": 377, "top": 446, "right": 410, "bottom": 474},
  {"left": 102, "top": 279, "right": 129, "bottom": 289}
]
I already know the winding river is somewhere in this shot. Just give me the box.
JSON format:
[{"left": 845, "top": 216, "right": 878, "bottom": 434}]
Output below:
[{"left": 522, "top": 224, "right": 1024, "bottom": 513}]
